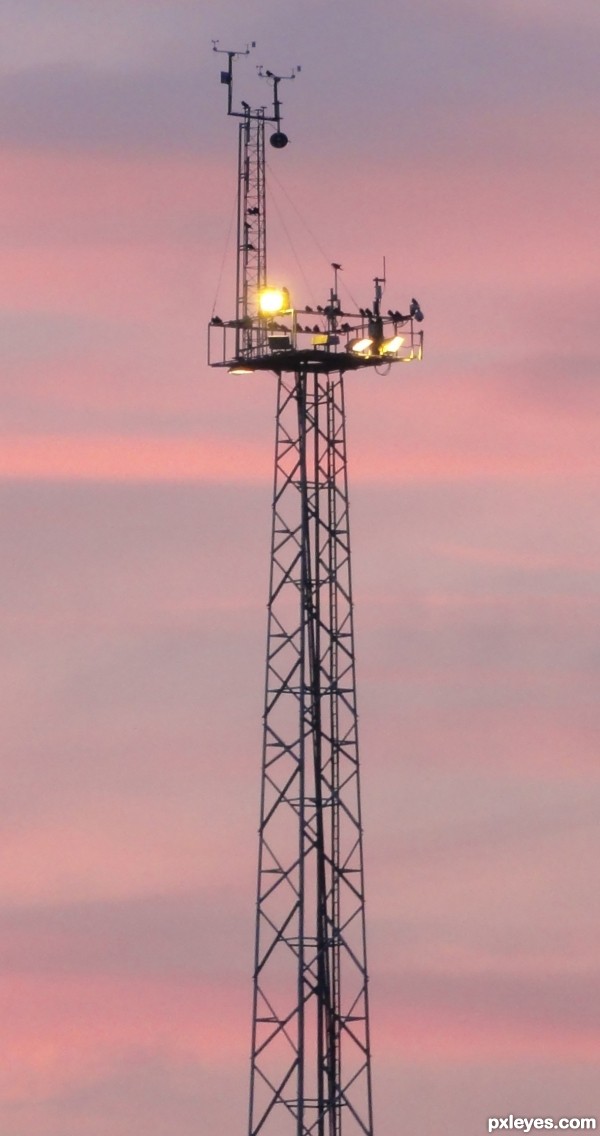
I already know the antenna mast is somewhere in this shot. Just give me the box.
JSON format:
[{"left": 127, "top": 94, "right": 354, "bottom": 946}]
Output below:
[
  {"left": 212, "top": 42, "right": 299, "bottom": 357},
  {"left": 208, "top": 43, "right": 424, "bottom": 1136}
]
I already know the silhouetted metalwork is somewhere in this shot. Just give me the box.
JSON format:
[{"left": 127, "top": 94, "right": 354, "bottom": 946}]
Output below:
[
  {"left": 251, "top": 365, "right": 372, "bottom": 1136},
  {"left": 209, "top": 42, "right": 423, "bottom": 1136}
]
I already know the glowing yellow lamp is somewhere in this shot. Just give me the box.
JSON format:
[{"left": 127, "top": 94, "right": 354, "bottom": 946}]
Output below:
[
  {"left": 379, "top": 335, "right": 404, "bottom": 355},
  {"left": 258, "top": 286, "right": 291, "bottom": 315},
  {"left": 349, "top": 337, "right": 373, "bottom": 354}
]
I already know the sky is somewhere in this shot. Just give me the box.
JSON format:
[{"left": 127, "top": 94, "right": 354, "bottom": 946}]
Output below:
[{"left": 1, "top": 1, "right": 600, "bottom": 1133}]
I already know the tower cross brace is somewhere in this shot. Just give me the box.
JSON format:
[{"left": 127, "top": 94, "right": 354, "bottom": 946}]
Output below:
[{"left": 250, "top": 366, "right": 373, "bottom": 1136}]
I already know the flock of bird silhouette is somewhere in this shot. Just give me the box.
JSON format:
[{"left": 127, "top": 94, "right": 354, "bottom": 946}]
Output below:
[{"left": 210, "top": 297, "right": 424, "bottom": 334}]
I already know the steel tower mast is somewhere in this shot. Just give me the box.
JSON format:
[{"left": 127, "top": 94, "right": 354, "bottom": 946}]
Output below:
[{"left": 209, "top": 43, "right": 424, "bottom": 1136}]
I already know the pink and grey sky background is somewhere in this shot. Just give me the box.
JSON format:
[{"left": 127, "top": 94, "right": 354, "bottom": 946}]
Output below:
[{"left": 2, "top": 1, "right": 600, "bottom": 1133}]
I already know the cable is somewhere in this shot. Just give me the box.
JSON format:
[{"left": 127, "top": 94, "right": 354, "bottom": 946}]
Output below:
[
  {"left": 337, "top": 273, "right": 362, "bottom": 315},
  {"left": 211, "top": 185, "right": 237, "bottom": 318},
  {"left": 266, "top": 159, "right": 333, "bottom": 268},
  {"left": 266, "top": 162, "right": 364, "bottom": 313},
  {"left": 267, "top": 159, "right": 366, "bottom": 314},
  {"left": 267, "top": 181, "right": 318, "bottom": 309}
]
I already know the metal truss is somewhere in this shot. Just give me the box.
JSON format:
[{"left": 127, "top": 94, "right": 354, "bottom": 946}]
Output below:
[
  {"left": 235, "top": 109, "right": 267, "bottom": 358},
  {"left": 249, "top": 367, "right": 374, "bottom": 1136}
]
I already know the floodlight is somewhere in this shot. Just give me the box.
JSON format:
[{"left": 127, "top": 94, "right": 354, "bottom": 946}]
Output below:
[
  {"left": 258, "top": 286, "right": 291, "bottom": 315},
  {"left": 379, "top": 335, "right": 404, "bottom": 355},
  {"left": 312, "top": 333, "right": 340, "bottom": 347},
  {"left": 348, "top": 337, "right": 373, "bottom": 355},
  {"left": 228, "top": 365, "right": 256, "bottom": 375}
]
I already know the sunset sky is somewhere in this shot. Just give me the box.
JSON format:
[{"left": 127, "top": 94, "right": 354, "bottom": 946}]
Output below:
[{"left": 2, "top": 2, "right": 600, "bottom": 1133}]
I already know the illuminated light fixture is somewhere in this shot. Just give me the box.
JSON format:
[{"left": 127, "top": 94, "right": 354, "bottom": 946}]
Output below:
[
  {"left": 258, "top": 286, "right": 291, "bottom": 315},
  {"left": 228, "top": 364, "right": 256, "bottom": 375},
  {"left": 348, "top": 337, "right": 373, "bottom": 355},
  {"left": 379, "top": 334, "right": 404, "bottom": 355}
]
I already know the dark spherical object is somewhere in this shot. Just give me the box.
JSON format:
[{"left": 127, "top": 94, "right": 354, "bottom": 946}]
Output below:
[{"left": 270, "top": 131, "right": 289, "bottom": 149}]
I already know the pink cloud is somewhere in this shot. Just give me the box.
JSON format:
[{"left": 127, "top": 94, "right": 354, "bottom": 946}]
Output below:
[
  {"left": 1, "top": 801, "right": 252, "bottom": 907},
  {"left": 0, "top": 434, "right": 268, "bottom": 483},
  {"left": 2, "top": 148, "right": 228, "bottom": 245},
  {"left": 1, "top": 415, "right": 597, "bottom": 483},
  {"left": 376, "top": 997, "right": 600, "bottom": 1064},
  {"left": 1, "top": 12, "right": 598, "bottom": 1136},
  {"left": 0, "top": 147, "right": 230, "bottom": 323},
  {"left": 0, "top": 971, "right": 248, "bottom": 1104}
]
